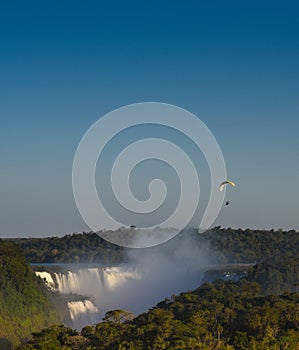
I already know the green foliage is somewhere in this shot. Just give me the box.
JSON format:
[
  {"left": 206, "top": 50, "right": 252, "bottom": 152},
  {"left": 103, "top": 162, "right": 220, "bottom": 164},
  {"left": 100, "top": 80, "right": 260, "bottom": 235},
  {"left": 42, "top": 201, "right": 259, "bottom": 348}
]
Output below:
[
  {"left": 13, "top": 232, "right": 125, "bottom": 264},
  {"left": 18, "top": 267, "right": 299, "bottom": 349},
  {"left": 8, "top": 227, "right": 299, "bottom": 349},
  {"left": 103, "top": 309, "right": 134, "bottom": 323},
  {"left": 199, "top": 227, "right": 299, "bottom": 263},
  {"left": 12, "top": 227, "right": 299, "bottom": 265},
  {"left": 0, "top": 240, "right": 61, "bottom": 349},
  {"left": 247, "top": 255, "right": 299, "bottom": 295}
]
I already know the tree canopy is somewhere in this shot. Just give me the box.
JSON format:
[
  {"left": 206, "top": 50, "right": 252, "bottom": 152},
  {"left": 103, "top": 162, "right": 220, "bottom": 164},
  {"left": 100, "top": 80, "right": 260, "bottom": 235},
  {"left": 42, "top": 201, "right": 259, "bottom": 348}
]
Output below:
[
  {"left": 0, "top": 240, "right": 61, "bottom": 348},
  {"left": 19, "top": 254, "right": 299, "bottom": 350}
]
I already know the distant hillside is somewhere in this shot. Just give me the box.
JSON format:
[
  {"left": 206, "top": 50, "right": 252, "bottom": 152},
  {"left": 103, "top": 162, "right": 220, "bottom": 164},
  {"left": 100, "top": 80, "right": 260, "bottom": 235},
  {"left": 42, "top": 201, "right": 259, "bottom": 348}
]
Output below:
[
  {"left": 12, "top": 232, "right": 125, "bottom": 264},
  {"left": 0, "top": 240, "right": 61, "bottom": 349},
  {"left": 200, "top": 227, "right": 299, "bottom": 263},
  {"left": 12, "top": 227, "right": 299, "bottom": 264}
]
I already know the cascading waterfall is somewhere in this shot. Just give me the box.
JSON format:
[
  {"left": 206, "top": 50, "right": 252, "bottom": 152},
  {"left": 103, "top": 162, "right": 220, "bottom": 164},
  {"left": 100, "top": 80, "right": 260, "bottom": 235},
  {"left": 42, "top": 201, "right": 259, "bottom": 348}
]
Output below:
[
  {"left": 35, "top": 271, "right": 55, "bottom": 290},
  {"left": 35, "top": 266, "right": 142, "bottom": 329},
  {"left": 67, "top": 300, "right": 99, "bottom": 330},
  {"left": 35, "top": 243, "right": 205, "bottom": 331},
  {"left": 36, "top": 262, "right": 248, "bottom": 331},
  {"left": 53, "top": 267, "right": 141, "bottom": 294}
]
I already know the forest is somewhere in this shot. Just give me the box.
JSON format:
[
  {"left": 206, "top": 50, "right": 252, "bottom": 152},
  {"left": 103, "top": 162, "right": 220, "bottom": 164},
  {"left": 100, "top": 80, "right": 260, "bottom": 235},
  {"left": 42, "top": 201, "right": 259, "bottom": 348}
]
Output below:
[
  {"left": 19, "top": 259, "right": 299, "bottom": 349},
  {"left": 12, "top": 227, "right": 299, "bottom": 264},
  {"left": 2, "top": 228, "right": 299, "bottom": 349},
  {"left": 12, "top": 231, "right": 126, "bottom": 265},
  {"left": 0, "top": 240, "right": 63, "bottom": 349}
]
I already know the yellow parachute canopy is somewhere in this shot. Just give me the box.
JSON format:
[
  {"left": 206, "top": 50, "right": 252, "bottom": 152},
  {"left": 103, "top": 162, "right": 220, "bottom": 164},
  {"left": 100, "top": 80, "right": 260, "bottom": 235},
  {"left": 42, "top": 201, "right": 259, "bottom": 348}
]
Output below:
[{"left": 219, "top": 180, "right": 236, "bottom": 192}]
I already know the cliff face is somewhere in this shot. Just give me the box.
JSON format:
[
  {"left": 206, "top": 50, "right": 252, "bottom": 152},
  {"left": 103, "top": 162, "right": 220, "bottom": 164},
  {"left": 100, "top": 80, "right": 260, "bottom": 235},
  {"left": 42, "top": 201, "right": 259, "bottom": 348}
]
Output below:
[{"left": 0, "top": 240, "right": 61, "bottom": 349}]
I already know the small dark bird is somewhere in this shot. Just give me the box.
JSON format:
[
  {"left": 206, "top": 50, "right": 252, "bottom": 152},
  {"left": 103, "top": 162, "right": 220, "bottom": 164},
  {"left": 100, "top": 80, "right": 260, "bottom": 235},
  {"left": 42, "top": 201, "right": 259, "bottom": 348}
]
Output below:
[
  {"left": 225, "top": 201, "right": 230, "bottom": 206},
  {"left": 130, "top": 225, "right": 136, "bottom": 229}
]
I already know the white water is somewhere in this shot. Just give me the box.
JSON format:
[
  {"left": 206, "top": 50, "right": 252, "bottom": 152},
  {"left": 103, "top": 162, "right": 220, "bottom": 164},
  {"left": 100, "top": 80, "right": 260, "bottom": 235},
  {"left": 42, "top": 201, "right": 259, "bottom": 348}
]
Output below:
[
  {"left": 53, "top": 266, "right": 141, "bottom": 294},
  {"left": 35, "top": 271, "right": 55, "bottom": 290},
  {"left": 36, "top": 264, "right": 203, "bottom": 329},
  {"left": 67, "top": 300, "right": 99, "bottom": 330},
  {"left": 35, "top": 237, "right": 208, "bottom": 329},
  {"left": 35, "top": 266, "right": 143, "bottom": 329}
]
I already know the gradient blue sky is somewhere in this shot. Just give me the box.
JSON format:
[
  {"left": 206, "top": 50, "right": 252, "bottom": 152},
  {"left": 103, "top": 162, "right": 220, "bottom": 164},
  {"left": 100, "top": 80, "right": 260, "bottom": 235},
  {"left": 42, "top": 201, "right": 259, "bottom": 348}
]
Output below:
[{"left": 1, "top": 1, "right": 298, "bottom": 237}]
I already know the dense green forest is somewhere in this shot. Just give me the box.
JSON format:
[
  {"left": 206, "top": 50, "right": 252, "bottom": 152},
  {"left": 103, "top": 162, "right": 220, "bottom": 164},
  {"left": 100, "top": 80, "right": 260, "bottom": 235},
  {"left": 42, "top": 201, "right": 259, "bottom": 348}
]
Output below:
[
  {"left": 3, "top": 228, "right": 299, "bottom": 349},
  {"left": 18, "top": 255, "right": 299, "bottom": 349},
  {"left": 201, "top": 227, "right": 299, "bottom": 263},
  {"left": 12, "top": 227, "right": 299, "bottom": 264},
  {"left": 0, "top": 240, "right": 63, "bottom": 349},
  {"left": 12, "top": 232, "right": 125, "bottom": 264}
]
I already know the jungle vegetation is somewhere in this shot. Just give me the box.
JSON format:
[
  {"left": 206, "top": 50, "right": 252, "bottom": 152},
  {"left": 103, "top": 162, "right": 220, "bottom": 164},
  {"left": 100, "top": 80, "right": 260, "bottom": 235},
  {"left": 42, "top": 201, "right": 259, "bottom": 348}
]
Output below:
[
  {"left": 0, "top": 240, "right": 62, "bottom": 349},
  {"left": 12, "top": 227, "right": 299, "bottom": 265},
  {"left": 19, "top": 273, "right": 299, "bottom": 349}
]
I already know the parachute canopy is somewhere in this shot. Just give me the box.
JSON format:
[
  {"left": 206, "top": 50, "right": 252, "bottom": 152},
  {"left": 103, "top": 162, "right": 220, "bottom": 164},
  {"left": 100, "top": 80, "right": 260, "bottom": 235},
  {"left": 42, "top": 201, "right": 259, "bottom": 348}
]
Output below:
[{"left": 219, "top": 180, "right": 236, "bottom": 192}]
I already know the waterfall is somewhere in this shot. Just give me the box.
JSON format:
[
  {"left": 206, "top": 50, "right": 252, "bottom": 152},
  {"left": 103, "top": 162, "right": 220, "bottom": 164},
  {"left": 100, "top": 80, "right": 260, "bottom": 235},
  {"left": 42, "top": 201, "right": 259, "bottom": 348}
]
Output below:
[
  {"left": 67, "top": 300, "right": 99, "bottom": 330},
  {"left": 35, "top": 266, "right": 142, "bottom": 329},
  {"left": 35, "top": 260, "right": 204, "bottom": 330},
  {"left": 35, "top": 271, "right": 55, "bottom": 290},
  {"left": 52, "top": 267, "right": 140, "bottom": 295}
]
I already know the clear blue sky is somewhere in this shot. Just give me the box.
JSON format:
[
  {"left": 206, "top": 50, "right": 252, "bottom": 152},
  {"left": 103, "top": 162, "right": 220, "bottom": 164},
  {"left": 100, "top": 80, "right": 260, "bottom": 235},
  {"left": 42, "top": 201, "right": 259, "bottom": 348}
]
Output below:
[{"left": 1, "top": 1, "right": 298, "bottom": 237}]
